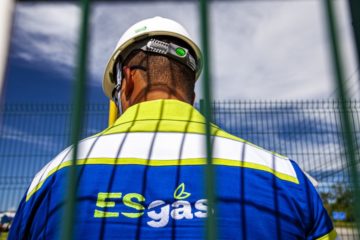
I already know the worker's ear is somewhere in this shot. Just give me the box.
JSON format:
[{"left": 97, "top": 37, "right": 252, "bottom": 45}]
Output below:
[{"left": 123, "top": 66, "right": 134, "bottom": 100}]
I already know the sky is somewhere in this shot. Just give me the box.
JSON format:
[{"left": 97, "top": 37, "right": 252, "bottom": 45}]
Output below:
[{"left": 3, "top": 0, "right": 359, "bottom": 104}]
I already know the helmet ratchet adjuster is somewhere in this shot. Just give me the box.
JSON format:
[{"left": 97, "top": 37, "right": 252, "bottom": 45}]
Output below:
[
  {"left": 118, "top": 38, "right": 197, "bottom": 73},
  {"left": 141, "top": 39, "right": 197, "bottom": 72}
]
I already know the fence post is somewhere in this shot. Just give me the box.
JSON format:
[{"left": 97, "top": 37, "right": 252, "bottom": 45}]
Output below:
[
  {"left": 61, "top": 0, "right": 91, "bottom": 239},
  {"left": 323, "top": 0, "right": 360, "bottom": 237},
  {"left": 0, "top": 0, "right": 15, "bottom": 105},
  {"left": 198, "top": 0, "right": 217, "bottom": 239},
  {"left": 347, "top": 0, "right": 360, "bottom": 79}
]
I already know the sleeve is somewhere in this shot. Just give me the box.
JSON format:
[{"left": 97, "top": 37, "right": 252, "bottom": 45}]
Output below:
[
  {"left": 301, "top": 171, "right": 337, "bottom": 240},
  {"left": 8, "top": 195, "right": 28, "bottom": 239}
]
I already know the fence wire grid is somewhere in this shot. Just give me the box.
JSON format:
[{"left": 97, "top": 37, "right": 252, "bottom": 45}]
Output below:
[
  {"left": 1, "top": 0, "right": 360, "bottom": 239},
  {"left": 0, "top": 100, "right": 359, "bottom": 238}
]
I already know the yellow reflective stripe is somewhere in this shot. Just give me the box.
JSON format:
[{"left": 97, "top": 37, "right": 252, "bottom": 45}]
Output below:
[
  {"left": 26, "top": 157, "right": 299, "bottom": 202},
  {"left": 316, "top": 229, "right": 337, "bottom": 240}
]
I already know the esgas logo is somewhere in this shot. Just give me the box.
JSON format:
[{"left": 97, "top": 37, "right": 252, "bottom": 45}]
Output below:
[{"left": 93, "top": 183, "right": 208, "bottom": 228}]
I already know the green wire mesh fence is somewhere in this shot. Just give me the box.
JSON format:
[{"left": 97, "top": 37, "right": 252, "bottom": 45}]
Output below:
[
  {"left": 0, "top": 100, "right": 359, "bottom": 238},
  {"left": 1, "top": 0, "right": 360, "bottom": 239}
]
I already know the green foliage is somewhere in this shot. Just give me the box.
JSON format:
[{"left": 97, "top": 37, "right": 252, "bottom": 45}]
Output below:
[{"left": 321, "top": 184, "right": 354, "bottom": 222}]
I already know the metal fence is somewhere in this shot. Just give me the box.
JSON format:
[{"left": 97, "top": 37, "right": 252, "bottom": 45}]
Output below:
[
  {"left": 0, "top": 100, "right": 359, "bottom": 238},
  {"left": 0, "top": 103, "right": 108, "bottom": 213},
  {"left": 1, "top": 0, "right": 359, "bottom": 238}
]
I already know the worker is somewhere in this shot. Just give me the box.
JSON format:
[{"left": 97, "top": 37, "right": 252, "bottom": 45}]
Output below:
[{"left": 9, "top": 16, "right": 336, "bottom": 239}]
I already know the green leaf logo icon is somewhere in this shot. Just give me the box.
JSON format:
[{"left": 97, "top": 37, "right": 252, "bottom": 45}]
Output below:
[{"left": 174, "top": 183, "right": 191, "bottom": 200}]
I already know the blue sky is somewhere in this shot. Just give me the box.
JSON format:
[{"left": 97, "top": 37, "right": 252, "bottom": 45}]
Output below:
[{"left": 3, "top": 0, "right": 359, "bottom": 104}]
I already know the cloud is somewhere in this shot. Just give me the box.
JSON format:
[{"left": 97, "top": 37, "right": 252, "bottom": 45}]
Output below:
[
  {"left": 12, "top": 3, "right": 80, "bottom": 76},
  {"left": 209, "top": 0, "right": 358, "bottom": 99},
  {"left": 0, "top": 124, "right": 57, "bottom": 149},
  {"left": 11, "top": 1, "right": 359, "bottom": 99}
]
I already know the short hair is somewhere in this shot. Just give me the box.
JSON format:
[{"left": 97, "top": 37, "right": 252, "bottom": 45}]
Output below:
[{"left": 123, "top": 38, "right": 196, "bottom": 102}]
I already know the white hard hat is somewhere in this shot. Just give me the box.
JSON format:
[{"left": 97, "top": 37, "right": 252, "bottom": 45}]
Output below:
[{"left": 102, "top": 16, "right": 203, "bottom": 99}]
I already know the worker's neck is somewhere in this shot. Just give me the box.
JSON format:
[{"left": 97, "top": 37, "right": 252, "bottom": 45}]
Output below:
[
  {"left": 122, "top": 84, "right": 192, "bottom": 112},
  {"left": 136, "top": 90, "right": 188, "bottom": 104}
]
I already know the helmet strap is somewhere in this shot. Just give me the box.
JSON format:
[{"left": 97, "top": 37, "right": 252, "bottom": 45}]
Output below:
[
  {"left": 112, "top": 61, "right": 123, "bottom": 115},
  {"left": 112, "top": 62, "right": 149, "bottom": 115}
]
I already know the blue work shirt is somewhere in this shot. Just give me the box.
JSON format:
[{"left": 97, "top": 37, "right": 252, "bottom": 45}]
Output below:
[{"left": 9, "top": 100, "right": 336, "bottom": 239}]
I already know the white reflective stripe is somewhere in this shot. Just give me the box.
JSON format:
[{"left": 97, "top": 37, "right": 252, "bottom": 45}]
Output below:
[
  {"left": 214, "top": 137, "right": 294, "bottom": 179},
  {"left": 303, "top": 171, "right": 318, "bottom": 187},
  {"left": 27, "top": 132, "right": 297, "bottom": 197},
  {"left": 27, "top": 146, "right": 72, "bottom": 197},
  {"left": 80, "top": 132, "right": 206, "bottom": 160}
]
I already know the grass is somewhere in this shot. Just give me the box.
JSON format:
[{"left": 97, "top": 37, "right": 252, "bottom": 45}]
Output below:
[
  {"left": 0, "top": 232, "right": 8, "bottom": 240},
  {"left": 334, "top": 221, "right": 357, "bottom": 228}
]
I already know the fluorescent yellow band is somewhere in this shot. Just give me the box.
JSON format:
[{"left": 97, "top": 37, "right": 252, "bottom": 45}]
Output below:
[
  {"left": 108, "top": 100, "right": 118, "bottom": 127},
  {"left": 316, "top": 229, "right": 337, "bottom": 240},
  {"left": 26, "top": 157, "right": 298, "bottom": 202}
]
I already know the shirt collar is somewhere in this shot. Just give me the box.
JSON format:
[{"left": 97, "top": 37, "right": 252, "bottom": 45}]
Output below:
[{"left": 101, "top": 99, "right": 239, "bottom": 141}]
